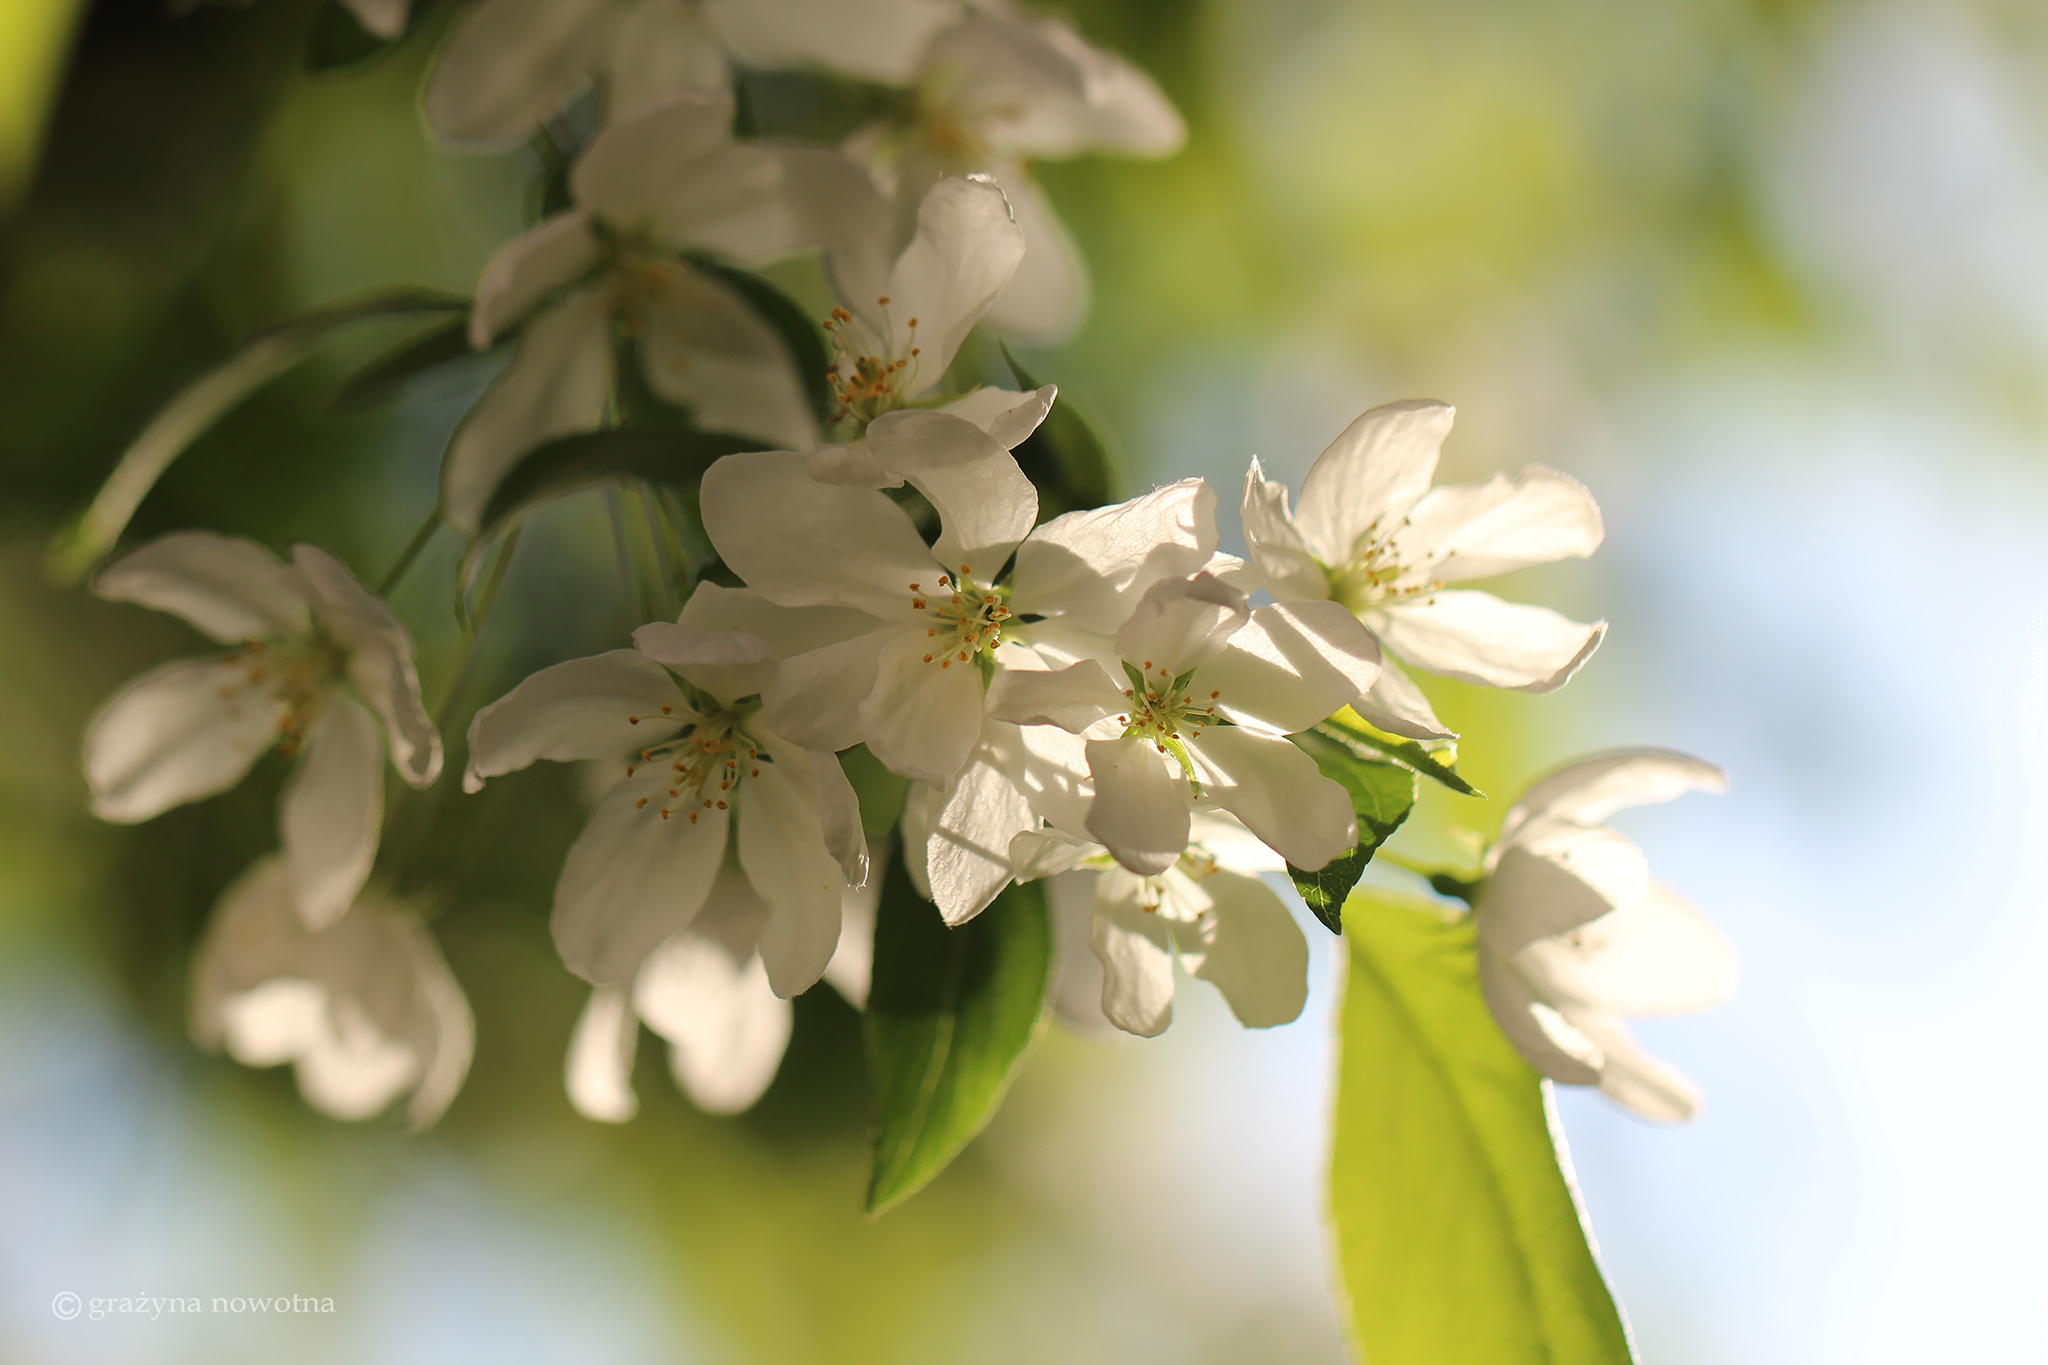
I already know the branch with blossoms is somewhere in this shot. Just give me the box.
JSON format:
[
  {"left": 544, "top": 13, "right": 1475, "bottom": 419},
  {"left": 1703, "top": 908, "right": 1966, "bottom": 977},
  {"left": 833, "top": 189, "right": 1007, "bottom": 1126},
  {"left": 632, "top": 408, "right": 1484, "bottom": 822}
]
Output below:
[{"left": 53, "top": 3, "right": 1733, "bottom": 1361}]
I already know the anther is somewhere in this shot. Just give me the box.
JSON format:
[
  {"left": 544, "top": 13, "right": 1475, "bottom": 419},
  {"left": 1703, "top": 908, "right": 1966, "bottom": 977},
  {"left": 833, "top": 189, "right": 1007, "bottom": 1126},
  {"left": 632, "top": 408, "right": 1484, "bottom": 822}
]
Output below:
[{"left": 636, "top": 798, "right": 648, "bottom": 810}]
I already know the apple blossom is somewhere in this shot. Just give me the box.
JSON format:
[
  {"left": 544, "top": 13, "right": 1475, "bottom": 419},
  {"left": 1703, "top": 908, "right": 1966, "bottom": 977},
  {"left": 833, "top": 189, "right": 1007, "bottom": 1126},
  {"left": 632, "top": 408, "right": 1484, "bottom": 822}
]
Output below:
[
  {"left": 190, "top": 855, "right": 473, "bottom": 1126},
  {"left": 1474, "top": 749, "right": 1734, "bottom": 1122},
  {"left": 85, "top": 532, "right": 440, "bottom": 930},
  {"left": 1240, "top": 399, "right": 1606, "bottom": 739}
]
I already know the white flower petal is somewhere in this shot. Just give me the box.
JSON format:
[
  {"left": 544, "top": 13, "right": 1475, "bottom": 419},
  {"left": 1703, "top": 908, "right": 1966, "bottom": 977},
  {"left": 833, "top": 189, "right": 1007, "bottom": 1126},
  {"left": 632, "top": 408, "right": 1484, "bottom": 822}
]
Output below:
[
  {"left": 1113, "top": 572, "right": 1250, "bottom": 677},
  {"left": 1499, "top": 748, "right": 1728, "bottom": 844},
  {"left": 1011, "top": 478, "right": 1219, "bottom": 631},
  {"left": 86, "top": 656, "right": 283, "bottom": 823},
  {"left": 1350, "top": 658, "right": 1453, "bottom": 741},
  {"left": 288, "top": 993, "right": 423, "bottom": 1122},
  {"left": 737, "top": 747, "right": 844, "bottom": 997},
  {"left": 600, "top": 0, "right": 728, "bottom": 122},
  {"left": 641, "top": 268, "right": 819, "bottom": 451},
  {"left": 1239, "top": 456, "right": 1329, "bottom": 604},
  {"left": 92, "top": 531, "right": 312, "bottom": 643},
  {"left": 1186, "top": 726, "right": 1355, "bottom": 872},
  {"left": 760, "top": 629, "right": 892, "bottom": 753},
  {"left": 1370, "top": 590, "right": 1605, "bottom": 693},
  {"left": 701, "top": 450, "right": 934, "bottom": 617},
  {"left": 565, "top": 985, "right": 640, "bottom": 1123},
  {"left": 1188, "top": 810, "right": 1288, "bottom": 876},
  {"left": 466, "top": 650, "right": 685, "bottom": 792},
  {"left": 870, "top": 176, "right": 1026, "bottom": 378},
  {"left": 469, "top": 210, "right": 602, "bottom": 347},
  {"left": 1182, "top": 869, "right": 1307, "bottom": 1028},
  {"left": 1090, "top": 876, "right": 1177, "bottom": 1036},
  {"left": 569, "top": 90, "right": 734, "bottom": 223},
  {"left": 708, "top": 0, "right": 956, "bottom": 84},
  {"left": 822, "top": 876, "right": 880, "bottom": 1008},
  {"left": 979, "top": 164, "right": 1088, "bottom": 340},
  {"left": 811, "top": 750, "right": 870, "bottom": 889},
  {"left": 937, "top": 383, "right": 1056, "bottom": 450},
  {"left": 1390, "top": 465, "right": 1604, "bottom": 585},
  {"left": 1198, "top": 600, "right": 1381, "bottom": 735},
  {"left": 1294, "top": 400, "right": 1453, "bottom": 567},
  {"left": 280, "top": 695, "right": 384, "bottom": 931},
  {"left": 1568, "top": 1008, "right": 1704, "bottom": 1123},
  {"left": 899, "top": 780, "right": 937, "bottom": 900},
  {"left": 293, "top": 544, "right": 441, "bottom": 788},
  {"left": 341, "top": 0, "right": 407, "bottom": 40},
  {"left": 1084, "top": 737, "right": 1189, "bottom": 877},
  {"left": 441, "top": 287, "right": 615, "bottom": 534},
  {"left": 423, "top": 0, "right": 616, "bottom": 147},
  {"left": 678, "top": 581, "right": 876, "bottom": 659},
  {"left": 632, "top": 619, "right": 772, "bottom": 705},
  {"left": 1478, "top": 819, "right": 1651, "bottom": 956},
  {"left": 552, "top": 767, "right": 729, "bottom": 984},
  {"left": 984, "top": 659, "right": 1124, "bottom": 734},
  {"left": 635, "top": 868, "right": 791, "bottom": 1114},
  {"left": 394, "top": 913, "right": 475, "bottom": 1129},
  {"left": 1477, "top": 947, "right": 1603, "bottom": 1085},
  {"left": 860, "top": 627, "right": 988, "bottom": 787},
  {"left": 1512, "top": 880, "right": 1736, "bottom": 1017},
  {"left": 866, "top": 410, "right": 1037, "bottom": 581},
  {"left": 925, "top": 748, "right": 1035, "bottom": 925}
]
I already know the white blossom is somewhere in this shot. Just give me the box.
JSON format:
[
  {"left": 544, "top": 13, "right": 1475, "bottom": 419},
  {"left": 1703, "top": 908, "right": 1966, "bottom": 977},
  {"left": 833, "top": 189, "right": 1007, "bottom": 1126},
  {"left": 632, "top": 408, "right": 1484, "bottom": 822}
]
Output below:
[
  {"left": 848, "top": 4, "right": 1186, "bottom": 339},
  {"left": 1474, "top": 750, "right": 1734, "bottom": 1122},
  {"left": 85, "top": 532, "right": 440, "bottom": 930},
  {"left": 985, "top": 570, "right": 1381, "bottom": 877},
  {"left": 465, "top": 583, "right": 870, "bottom": 993},
  {"left": 190, "top": 855, "right": 473, "bottom": 1126},
  {"left": 424, "top": 0, "right": 957, "bottom": 147},
  {"left": 443, "top": 92, "right": 875, "bottom": 533},
  {"left": 1016, "top": 813, "right": 1305, "bottom": 1038},
  {"left": 1240, "top": 399, "right": 1606, "bottom": 739}
]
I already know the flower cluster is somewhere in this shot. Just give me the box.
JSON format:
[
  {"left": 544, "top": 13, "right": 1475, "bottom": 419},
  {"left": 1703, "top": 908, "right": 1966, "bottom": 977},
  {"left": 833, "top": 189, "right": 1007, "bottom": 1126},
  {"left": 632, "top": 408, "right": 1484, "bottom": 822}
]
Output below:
[{"left": 72, "top": 0, "right": 1733, "bottom": 1160}]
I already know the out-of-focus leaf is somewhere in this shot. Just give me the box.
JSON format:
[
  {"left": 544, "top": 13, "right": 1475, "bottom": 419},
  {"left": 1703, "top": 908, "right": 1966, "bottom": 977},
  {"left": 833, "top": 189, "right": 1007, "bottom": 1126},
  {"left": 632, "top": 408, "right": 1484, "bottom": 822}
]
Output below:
[
  {"left": 330, "top": 317, "right": 481, "bottom": 413},
  {"left": 1334, "top": 889, "right": 1635, "bottom": 1365},
  {"left": 1002, "top": 344, "right": 1117, "bottom": 515},
  {"left": 304, "top": 0, "right": 400, "bottom": 72},
  {"left": 1287, "top": 731, "right": 1416, "bottom": 933},
  {"left": 1321, "top": 704, "right": 1484, "bottom": 797},
  {"left": 474, "top": 426, "right": 760, "bottom": 544},
  {"left": 48, "top": 289, "right": 469, "bottom": 584},
  {"left": 838, "top": 745, "right": 911, "bottom": 841},
  {"left": 692, "top": 258, "right": 834, "bottom": 428},
  {"left": 865, "top": 859, "right": 1049, "bottom": 1216}
]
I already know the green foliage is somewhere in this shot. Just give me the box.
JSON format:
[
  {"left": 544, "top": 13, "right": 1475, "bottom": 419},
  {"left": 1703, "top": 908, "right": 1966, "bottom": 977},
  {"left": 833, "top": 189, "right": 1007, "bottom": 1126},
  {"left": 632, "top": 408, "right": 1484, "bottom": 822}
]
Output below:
[
  {"left": 473, "top": 427, "right": 761, "bottom": 546},
  {"left": 1286, "top": 730, "right": 1417, "bottom": 933},
  {"left": 1334, "top": 890, "right": 1634, "bottom": 1365},
  {"left": 1320, "top": 704, "right": 1484, "bottom": 797},
  {"left": 47, "top": 289, "right": 469, "bottom": 584},
  {"left": 1001, "top": 344, "right": 1118, "bottom": 515},
  {"left": 864, "top": 859, "right": 1051, "bottom": 1216},
  {"left": 330, "top": 316, "right": 481, "bottom": 413},
  {"left": 303, "top": 0, "right": 402, "bottom": 72}
]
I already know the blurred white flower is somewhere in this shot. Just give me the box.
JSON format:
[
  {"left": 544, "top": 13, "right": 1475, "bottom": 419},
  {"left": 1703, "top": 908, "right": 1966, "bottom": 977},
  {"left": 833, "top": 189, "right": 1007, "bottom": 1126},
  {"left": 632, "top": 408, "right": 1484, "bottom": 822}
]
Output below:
[
  {"left": 1013, "top": 813, "right": 1304, "bottom": 1038},
  {"left": 465, "top": 584, "right": 870, "bottom": 993},
  {"left": 1240, "top": 399, "right": 1606, "bottom": 740},
  {"left": 85, "top": 532, "right": 440, "bottom": 930},
  {"left": 985, "top": 570, "right": 1379, "bottom": 877},
  {"left": 190, "top": 855, "right": 473, "bottom": 1126},
  {"left": 424, "top": 0, "right": 957, "bottom": 147},
  {"left": 850, "top": 5, "right": 1186, "bottom": 339},
  {"left": 566, "top": 876, "right": 880, "bottom": 1121},
  {"left": 1474, "top": 750, "right": 1735, "bottom": 1123},
  {"left": 443, "top": 92, "right": 875, "bottom": 533}
]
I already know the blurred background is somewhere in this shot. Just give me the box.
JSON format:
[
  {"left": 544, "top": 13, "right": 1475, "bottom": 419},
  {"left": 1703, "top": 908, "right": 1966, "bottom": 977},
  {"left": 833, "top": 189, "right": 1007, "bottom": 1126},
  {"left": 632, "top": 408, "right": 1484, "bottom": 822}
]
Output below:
[{"left": 4, "top": 0, "right": 2047, "bottom": 1360}]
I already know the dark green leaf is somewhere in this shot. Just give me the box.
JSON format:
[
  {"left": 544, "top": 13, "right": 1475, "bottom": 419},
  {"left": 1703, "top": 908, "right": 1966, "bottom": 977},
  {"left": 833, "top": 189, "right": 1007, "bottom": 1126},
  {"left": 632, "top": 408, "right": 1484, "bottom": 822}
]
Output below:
[
  {"left": 1286, "top": 731, "right": 1417, "bottom": 933},
  {"left": 1002, "top": 343, "right": 1118, "bottom": 514},
  {"left": 48, "top": 288, "right": 470, "bottom": 584},
  {"left": 1334, "top": 890, "right": 1634, "bottom": 1365},
  {"left": 865, "top": 859, "right": 1050, "bottom": 1215},
  {"left": 474, "top": 426, "right": 762, "bottom": 544},
  {"left": 1320, "top": 704, "right": 1484, "bottom": 797},
  {"left": 689, "top": 258, "right": 835, "bottom": 427},
  {"left": 304, "top": 0, "right": 401, "bottom": 72},
  {"left": 330, "top": 317, "right": 482, "bottom": 413}
]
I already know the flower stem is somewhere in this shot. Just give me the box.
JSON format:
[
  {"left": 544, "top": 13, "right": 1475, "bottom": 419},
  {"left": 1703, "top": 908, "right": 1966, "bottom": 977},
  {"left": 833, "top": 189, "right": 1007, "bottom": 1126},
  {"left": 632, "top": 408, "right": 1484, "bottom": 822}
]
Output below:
[{"left": 375, "top": 510, "right": 441, "bottom": 598}]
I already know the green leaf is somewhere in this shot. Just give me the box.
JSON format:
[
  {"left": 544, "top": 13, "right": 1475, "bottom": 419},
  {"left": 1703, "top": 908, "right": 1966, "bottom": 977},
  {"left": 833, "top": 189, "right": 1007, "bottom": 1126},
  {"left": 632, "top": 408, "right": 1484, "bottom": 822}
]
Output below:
[
  {"left": 1286, "top": 731, "right": 1417, "bottom": 933},
  {"left": 1334, "top": 890, "right": 1635, "bottom": 1365},
  {"left": 1001, "top": 344, "right": 1118, "bottom": 514},
  {"left": 47, "top": 288, "right": 469, "bottom": 584},
  {"left": 330, "top": 316, "right": 483, "bottom": 413},
  {"left": 865, "top": 858, "right": 1050, "bottom": 1216},
  {"left": 304, "top": 0, "right": 402, "bottom": 72},
  {"left": 473, "top": 426, "right": 761, "bottom": 545},
  {"left": 1320, "top": 705, "right": 1484, "bottom": 798}
]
